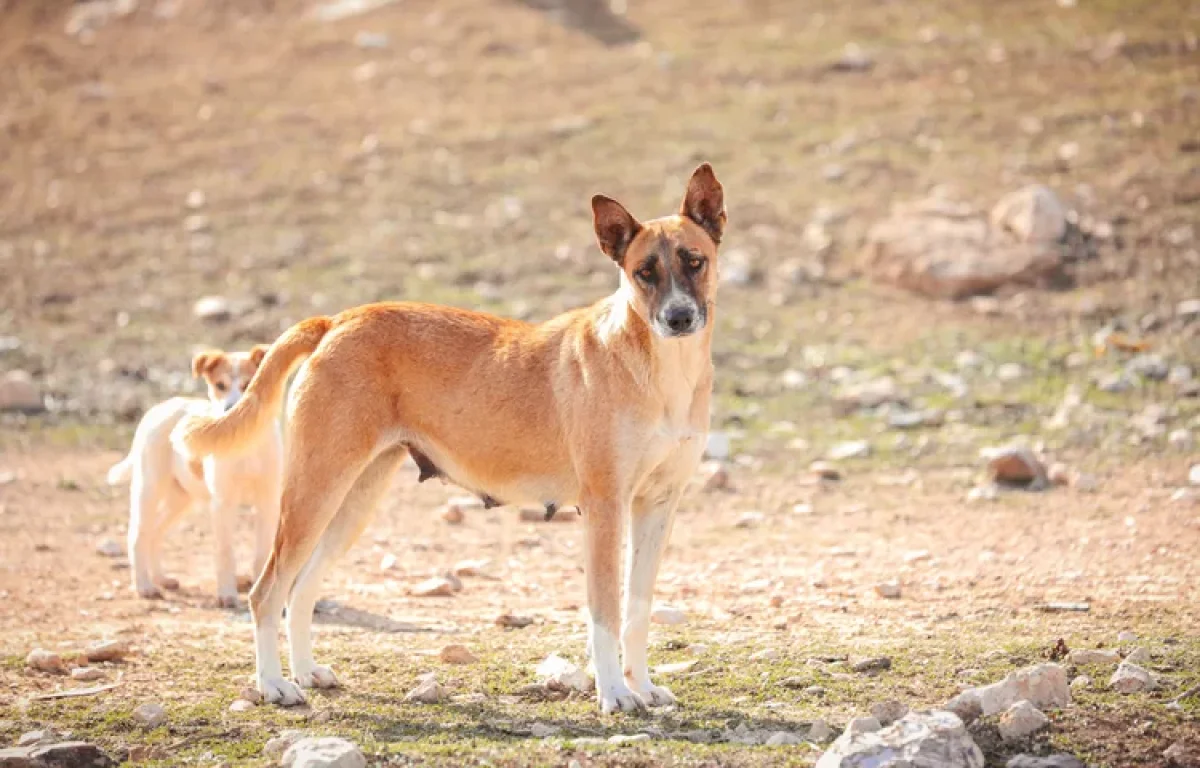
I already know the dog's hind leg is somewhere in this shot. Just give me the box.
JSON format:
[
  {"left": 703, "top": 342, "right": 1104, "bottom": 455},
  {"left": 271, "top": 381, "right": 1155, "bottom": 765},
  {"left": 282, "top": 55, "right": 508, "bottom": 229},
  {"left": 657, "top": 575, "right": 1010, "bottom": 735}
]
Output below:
[
  {"left": 287, "top": 445, "right": 405, "bottom": 690},
  {"left": 149, "top": 480, "right": 190, "bottom": 592},
  {"left": 622, "top": 487, "right": 682, "bottom": 707},
  {"left": 248, "top": 414, "right": 378, "bottom": 706},
  {"left": 251, "top": 472, "right": 282, "bottom": 583},
  {"left": 127, "top": 475, "right": 167, "bottom": 599}
]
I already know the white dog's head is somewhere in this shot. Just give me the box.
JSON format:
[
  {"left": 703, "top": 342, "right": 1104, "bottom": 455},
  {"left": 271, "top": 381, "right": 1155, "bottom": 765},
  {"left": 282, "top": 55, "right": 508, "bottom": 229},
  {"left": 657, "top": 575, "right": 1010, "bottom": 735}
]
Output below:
[{"left": 191, "top": 346, "right": 268, "bottom": 413}]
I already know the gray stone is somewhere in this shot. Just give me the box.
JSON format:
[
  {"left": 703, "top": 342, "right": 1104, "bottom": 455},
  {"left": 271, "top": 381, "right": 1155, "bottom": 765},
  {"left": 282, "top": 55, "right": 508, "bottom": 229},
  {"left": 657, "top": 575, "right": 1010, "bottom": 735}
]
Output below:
[
  {"left": 264, "top": 731, "right": 307, "bottom": 758},
  {"left": 982, "top": 446, "right": 1048, "bottom": 489},
  {"left": 132, "top": 703, "right": 166, "bottom": 729},
  {"left": 1126, "top": 354, "right": 1169, "bottom": 381},
  {"left": 281, "top": 737, "right": 366, "bottom": 768},
  {"left": 815, "top": 710, "right": 983, "bottom": 768},
  {"left": 807, "top": 719, "right": 835, "bottom": 742},
  {"left": 608, "top": 733, "right": 651, "bottom": 745},
  {"left": 871, "top": 700, "right": 910, "bottom": 726},
  {"left": 192, "top": 296, "right": 232, "bottom": 323},
  {"left": 997, "top": 700, "right": 1050, "bottom": 743},
  {"left": 1007, "top": 755, "right": 1086, "bottom": 768},
  {"left": 0, "top": 741, "right": 116, "bottom": 768}
]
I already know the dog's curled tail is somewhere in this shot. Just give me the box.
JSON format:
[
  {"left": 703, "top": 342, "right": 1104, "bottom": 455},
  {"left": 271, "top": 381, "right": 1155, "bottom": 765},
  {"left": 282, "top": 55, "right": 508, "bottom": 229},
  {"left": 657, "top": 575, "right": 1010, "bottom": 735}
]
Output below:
[
  {"left": 172, "top": 316, "right": 333, "bottom": 457},
  {"left": 106, "top": 456, "right": 133, "bottom": 486}
]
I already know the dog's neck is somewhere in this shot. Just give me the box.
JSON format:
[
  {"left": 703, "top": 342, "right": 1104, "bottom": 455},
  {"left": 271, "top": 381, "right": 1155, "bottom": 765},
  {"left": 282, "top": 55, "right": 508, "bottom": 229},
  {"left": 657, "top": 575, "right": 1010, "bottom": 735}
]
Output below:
[{"left": 596, "top": 278, "right": 713, "bottom": 395}]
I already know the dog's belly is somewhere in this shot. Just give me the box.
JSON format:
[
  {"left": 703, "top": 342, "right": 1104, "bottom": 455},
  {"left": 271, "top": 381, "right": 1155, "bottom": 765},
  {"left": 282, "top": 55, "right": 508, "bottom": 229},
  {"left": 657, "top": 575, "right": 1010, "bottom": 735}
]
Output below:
[{"left": 400, "top": 434, "right": 577, "bottom": 509}]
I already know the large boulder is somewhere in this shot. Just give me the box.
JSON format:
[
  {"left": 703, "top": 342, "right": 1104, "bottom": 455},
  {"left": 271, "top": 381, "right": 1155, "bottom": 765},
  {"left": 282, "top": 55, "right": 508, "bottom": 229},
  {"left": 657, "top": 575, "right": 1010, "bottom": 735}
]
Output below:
[{"left": 861, "top": 188, "right": 1068, "bottom": 299}]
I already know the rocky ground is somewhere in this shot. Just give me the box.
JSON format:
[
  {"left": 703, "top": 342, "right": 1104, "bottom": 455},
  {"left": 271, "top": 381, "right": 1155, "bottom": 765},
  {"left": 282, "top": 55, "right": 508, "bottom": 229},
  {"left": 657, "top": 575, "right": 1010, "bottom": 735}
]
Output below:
[{"left": 1, "top": 0, "right": 1199, "bottom": 766}]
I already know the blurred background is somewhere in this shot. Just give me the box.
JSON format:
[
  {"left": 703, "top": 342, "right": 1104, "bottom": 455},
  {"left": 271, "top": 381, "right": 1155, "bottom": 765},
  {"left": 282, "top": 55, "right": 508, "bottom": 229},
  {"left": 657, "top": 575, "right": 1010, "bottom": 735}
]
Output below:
[{"left": 1, "top": 3, "right": 1199, "bottom": 765}]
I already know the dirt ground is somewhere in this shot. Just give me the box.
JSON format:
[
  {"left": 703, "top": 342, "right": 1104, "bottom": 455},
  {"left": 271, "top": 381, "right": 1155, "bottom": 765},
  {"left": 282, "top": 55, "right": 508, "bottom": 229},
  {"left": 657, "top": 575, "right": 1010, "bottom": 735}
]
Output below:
[{"left": 1, "top": 0, "right": 1199, "bottom": 766}]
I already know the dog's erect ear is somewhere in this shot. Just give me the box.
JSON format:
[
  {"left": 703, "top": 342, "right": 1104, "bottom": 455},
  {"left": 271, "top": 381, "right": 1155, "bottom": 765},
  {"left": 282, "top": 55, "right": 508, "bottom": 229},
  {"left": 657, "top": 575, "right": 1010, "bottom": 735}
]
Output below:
[
  {"left": 592, "top": 195, "right": 642, "bottom": 265},
  {"left": 249, "top": 344, "right": 269, "bottom": 368},
  {"left": 679, "top": 163, "right": 726, "bottom": 245},
  {"left": 191, "top": 350, "right": 223, "bottom": 379}
]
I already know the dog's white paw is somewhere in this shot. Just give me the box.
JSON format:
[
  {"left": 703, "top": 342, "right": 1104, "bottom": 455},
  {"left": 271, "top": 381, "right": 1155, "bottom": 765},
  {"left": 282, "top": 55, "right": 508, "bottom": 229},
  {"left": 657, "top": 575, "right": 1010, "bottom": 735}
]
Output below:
[
  {"left": 294, "top": 664, "right": 339, "bottom": 690},
  {"left": 259, "top": 676, "right": 307, "bottom": 707},
  {"left": 598, "top": 682, "right": 647, "bottom": 714},
  {"left": 635, "top": 681, "right": 676, "bottom": 708}
]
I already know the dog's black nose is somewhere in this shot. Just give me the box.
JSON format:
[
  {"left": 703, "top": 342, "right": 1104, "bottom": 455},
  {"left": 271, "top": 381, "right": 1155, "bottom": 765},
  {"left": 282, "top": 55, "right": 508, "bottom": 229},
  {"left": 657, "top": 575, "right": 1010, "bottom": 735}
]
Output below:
[{"left": 664, "top": 305, "right": 696, "bottom": 333}]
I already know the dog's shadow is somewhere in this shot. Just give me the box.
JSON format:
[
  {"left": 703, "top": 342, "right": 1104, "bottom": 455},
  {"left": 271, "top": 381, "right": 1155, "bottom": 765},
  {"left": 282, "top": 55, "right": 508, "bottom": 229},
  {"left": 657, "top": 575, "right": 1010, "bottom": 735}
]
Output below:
[{"left": 506, "top": 0, "right": 640, "bottom": 47}]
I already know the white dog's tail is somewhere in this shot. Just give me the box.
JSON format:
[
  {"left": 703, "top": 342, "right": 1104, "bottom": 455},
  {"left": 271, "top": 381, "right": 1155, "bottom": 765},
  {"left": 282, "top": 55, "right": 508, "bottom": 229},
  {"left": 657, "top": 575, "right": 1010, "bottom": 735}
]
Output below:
[{"left": 106, "top": 456, "right": 133, "bottom": 486}]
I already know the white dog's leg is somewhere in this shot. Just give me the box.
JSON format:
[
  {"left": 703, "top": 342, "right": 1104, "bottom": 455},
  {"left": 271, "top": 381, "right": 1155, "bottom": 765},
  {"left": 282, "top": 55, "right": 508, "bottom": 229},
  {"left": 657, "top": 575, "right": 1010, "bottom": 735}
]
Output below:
[
  {"left": 622, "top": 488, "right": 681, "bottom": 707},
  {"left": 128, "top": 476, "right": 165, "bottom": 599},
  {"left": 252, "top": 480, "right": 281, "bottom": 581},
  {"left": 209, "top": 495, "right": 239, "bottom": 608},
  {"left": 288, "top": 448, "right": 402, "bottom": 690},
  {"left": 149, "top": 481, "right": 190, "bottom": 591}
]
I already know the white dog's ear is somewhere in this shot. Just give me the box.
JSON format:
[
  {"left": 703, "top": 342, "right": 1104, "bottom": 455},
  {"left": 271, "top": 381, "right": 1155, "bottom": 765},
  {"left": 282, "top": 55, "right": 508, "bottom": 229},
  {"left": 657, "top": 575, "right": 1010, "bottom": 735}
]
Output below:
[
  {"left": 249, "top": 344, "right": 269, "bottom": 368},
  {"left": 191, "top": 349, "right": 224, "bottom": 379},
  {"left": 679, "top": 163, "right": 726, "bottom": 245}
]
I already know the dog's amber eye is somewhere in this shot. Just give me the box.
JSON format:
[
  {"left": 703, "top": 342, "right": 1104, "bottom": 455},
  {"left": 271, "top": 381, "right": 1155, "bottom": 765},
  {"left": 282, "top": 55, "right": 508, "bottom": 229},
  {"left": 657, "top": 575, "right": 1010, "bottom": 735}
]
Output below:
[
  {"left": 687, "top": 257, "right": 704, "bottom": 271},
  {"left": 215, "top": 382, "right": 227, "bottom": 392},
  {"left": 636, "top": 267, "right": 655, "bottom": 282}
]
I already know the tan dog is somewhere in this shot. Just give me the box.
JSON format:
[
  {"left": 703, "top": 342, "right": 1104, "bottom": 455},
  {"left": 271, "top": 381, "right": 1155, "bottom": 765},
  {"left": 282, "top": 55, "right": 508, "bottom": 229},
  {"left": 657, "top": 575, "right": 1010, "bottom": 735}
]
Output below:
[
  {"left": 173, "top": 164, "right": 726, "bottom": 713},
  {"left": 109, "top": 347, "right": 281, "bottom": 606}
]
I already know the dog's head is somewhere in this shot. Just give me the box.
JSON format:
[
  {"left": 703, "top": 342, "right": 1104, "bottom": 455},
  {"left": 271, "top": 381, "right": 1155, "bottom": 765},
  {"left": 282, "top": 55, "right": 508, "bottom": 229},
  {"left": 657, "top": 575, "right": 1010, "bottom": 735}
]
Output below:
[
  {"left": 191, "top": 345, "right": 269, "bottom": 412},
  {"left": 592, "top": 163, "right": 725, "bottom": 340}
]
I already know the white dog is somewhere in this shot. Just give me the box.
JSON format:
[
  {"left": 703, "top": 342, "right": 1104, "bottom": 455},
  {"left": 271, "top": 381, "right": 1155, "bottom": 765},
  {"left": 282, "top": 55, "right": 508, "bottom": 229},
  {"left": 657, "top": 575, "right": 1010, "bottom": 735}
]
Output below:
[{"left": 107, "top": 346, "right": 282, "bottom": 606}]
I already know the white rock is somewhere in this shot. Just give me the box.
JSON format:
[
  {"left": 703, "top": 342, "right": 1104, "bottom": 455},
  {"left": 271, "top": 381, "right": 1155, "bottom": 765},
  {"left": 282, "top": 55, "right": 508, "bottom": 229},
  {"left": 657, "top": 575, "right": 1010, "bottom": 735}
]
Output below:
[
  {"left": 735, "top": 511, "right": 764, "bottom": 529},
  {"left": 651, "top": 606, "right": 687, "bottom": 625},
  {"left": 379, "top": 553, "right": 398, "bottom": 571},
  {"left": 948, "top": 663, "right": 1070, "bottom": 717},
  {"left": 25, "top": 649, "right": 65, "bottom": 673},
  {"left": 1189, "top": 464, "right": 1200, "bottom": 487},
  {"left": 264, "top": 730, "right": 308, "bottom": 758},
  {"left": 229, "top": 699, "right": 256, "bottom": 712},
  {"left": 404, "top": 676, "right": 445, "bottom": 704},
  {"left": 609, "top": 733, "right": 651, "bottom": 745},
  {"left": 816, "top": 710, "right": 983, "bottom": 767},
  {"left": 705, "top": 431, "right": 731, "bottom": 460},
  {"left": 998, "top": 700, "right": 1049, "bottom": 743},
  {"left": 132, "top": 702, "right": 167, "bottom": 728},
  {"left": 95, "top": 539, "right": 123, "bottom": 558},
  {"left": 70, "top": 667, "right": 106, "bottom": 681},
  {"left": 1117, "top": 630, "right": 1138, "bottom": 643},
  {"left": 192, "top": 295, "right": 231, "bottom": 323},
  {"left": 874, "top": 581, "right": 901, "bottom": 599},
  {"left": 1124, "top": 647, "right": 1151, "bottom": 665},
  {"left": 1168, "top": 429, "right": 1193, "bottom": 449},
  {"left": 17, "top": 730, "right": 57, "bottom": 747},
  {"left": 438, "top": 644, "right": 477, "bottom": 664},
  {"left": 281, "top": 736, "right": 366, "bottom": 768},
  {"left": 186, "top": 189, "right": 206, "bottom": 209},
  {"left": 86, "top": 638, "right": 130, "bottom": 662},
  {"left": 536, "top": 653, "right": 593, "bottom": 693},
  {"left": 1109, "top": 661, "right": 1156, "bottom": 693},
  {"left": 750, "top": 648, "right": 780, "bottom": 662},
  {"left": 411, "top": 576, "right": 456, "bottom": 597},
  {"left": 990, "top": 185, "right": 1068, "bottom": 243},
  {"left": 828, "top": 440, "right": 871, "bottom": 461},
  {"left": 0, "top": 371, "right": 42, "bottom": 412},
  {"left": 846, "top": 716, "right": 881, "bottom": 737},
  {"left": 1177, "top": 298, "right": 1200, "bottom": 320},
  {"left": 1069, "top": 675, "right": 1090, "bottom": 691},
  {"left": 1068, "top": 649, "right": 1119, "bottom": 665},
  {"left": 836, "top": 377, "right": 899, "bottom": 410}
]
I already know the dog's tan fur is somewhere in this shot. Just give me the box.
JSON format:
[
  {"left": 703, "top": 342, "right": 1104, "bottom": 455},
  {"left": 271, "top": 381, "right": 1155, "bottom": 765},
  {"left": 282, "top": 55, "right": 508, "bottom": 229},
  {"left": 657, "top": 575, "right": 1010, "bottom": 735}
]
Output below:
[
  {"left": 109, "top": 346, "right": 281, "bottom": 606},
  {"left": 173, "top": 165, "right": 726, "bottom": 712}
]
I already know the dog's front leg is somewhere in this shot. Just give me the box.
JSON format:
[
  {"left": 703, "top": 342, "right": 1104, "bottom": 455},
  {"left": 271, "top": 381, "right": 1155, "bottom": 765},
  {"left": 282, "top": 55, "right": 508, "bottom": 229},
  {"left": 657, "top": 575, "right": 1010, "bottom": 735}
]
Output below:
[
  {"left": 583, "top": 494, "right": 646, "bottom": 713},
  {"left": 209, "top": 495, "right": 239, "bottom": 608},
  {"left": 622, "top": 487, "right": 682, "bottom": 707}
]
